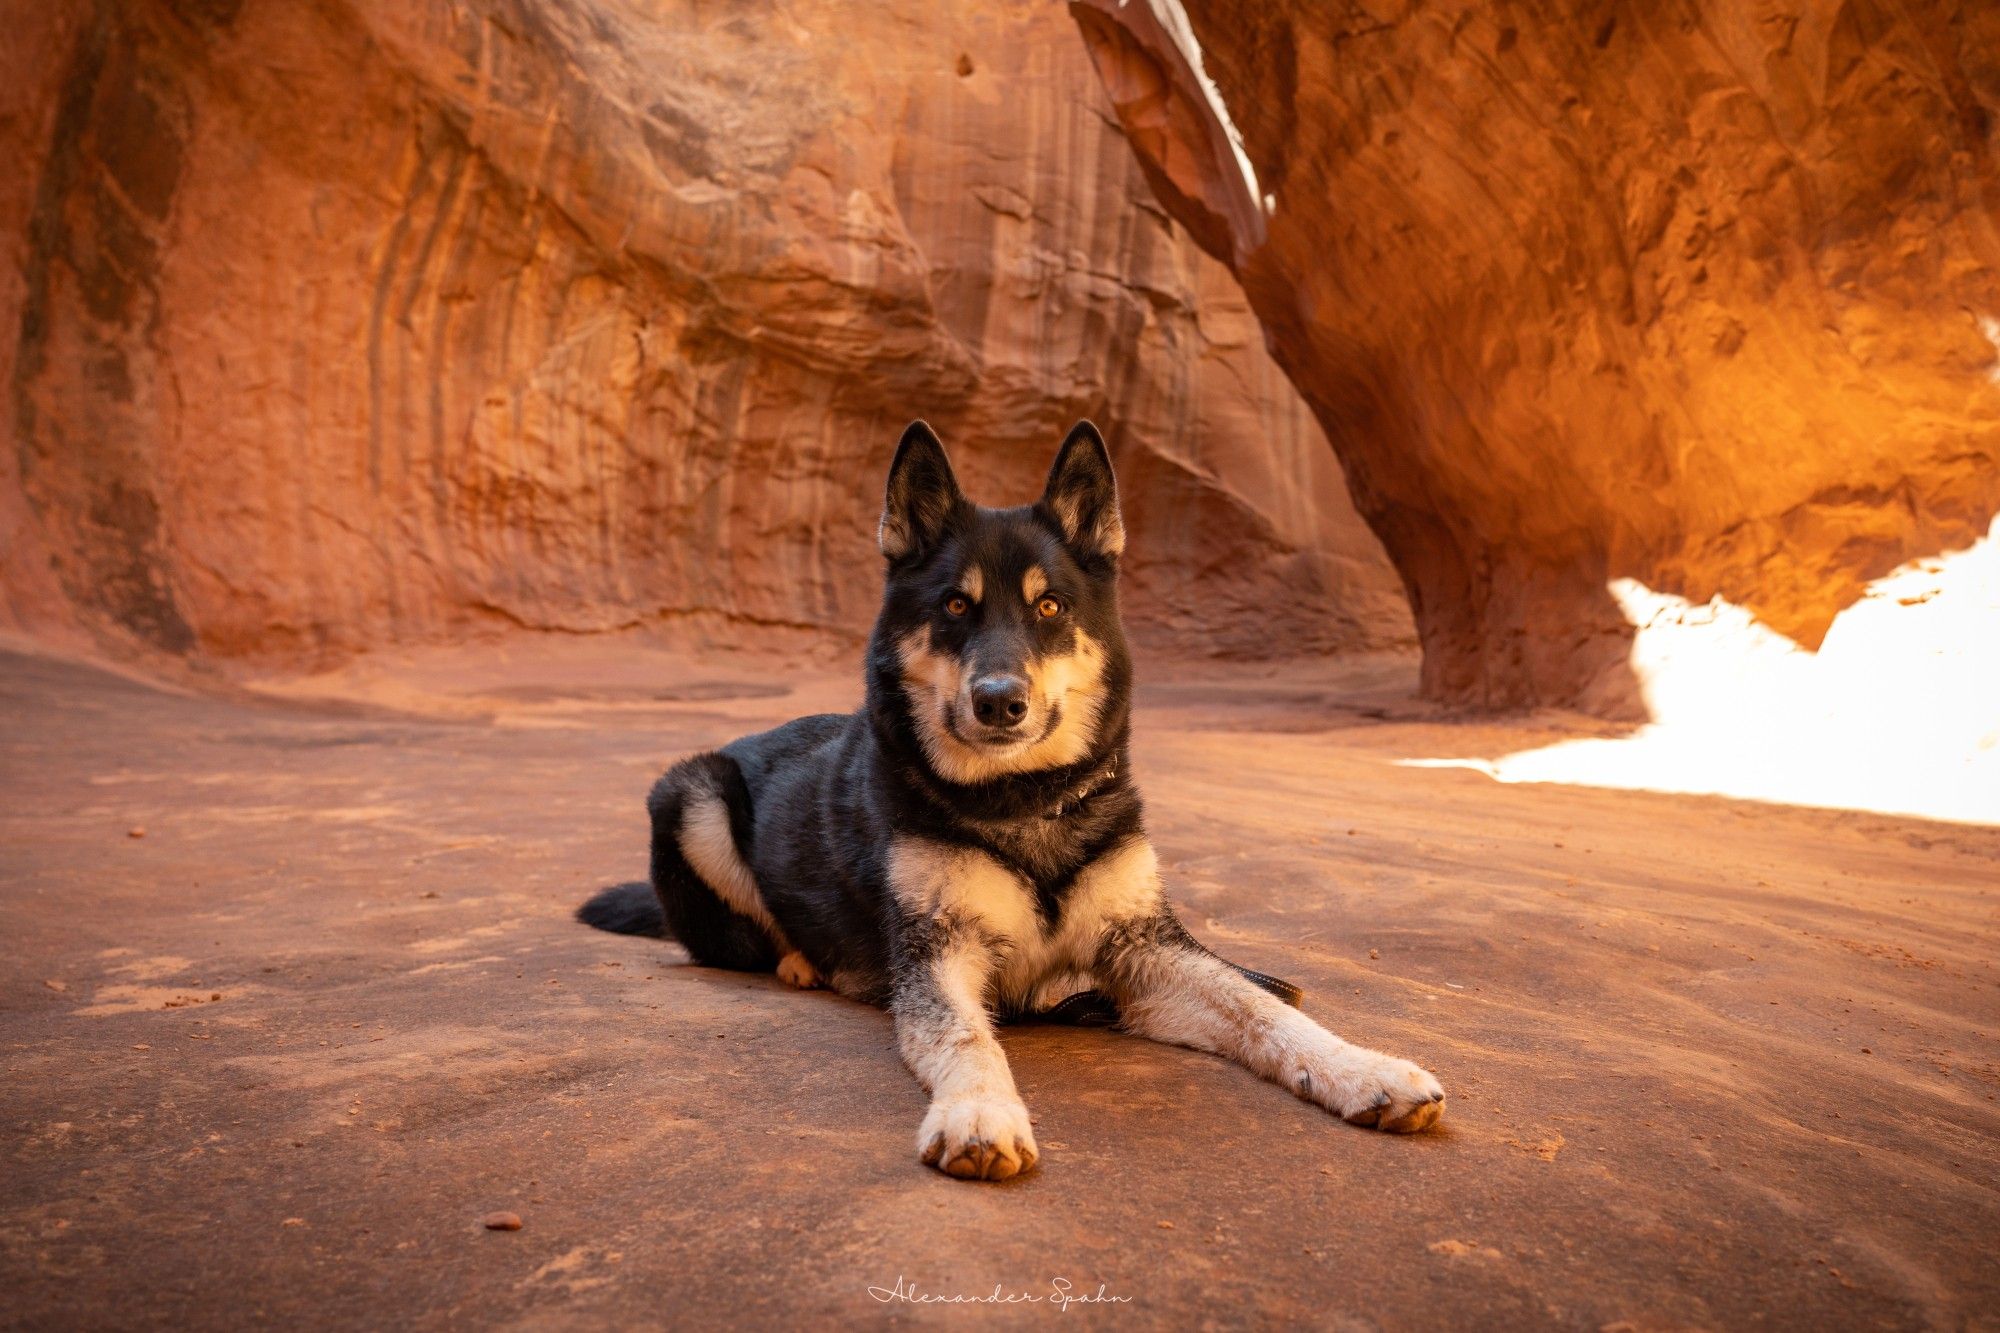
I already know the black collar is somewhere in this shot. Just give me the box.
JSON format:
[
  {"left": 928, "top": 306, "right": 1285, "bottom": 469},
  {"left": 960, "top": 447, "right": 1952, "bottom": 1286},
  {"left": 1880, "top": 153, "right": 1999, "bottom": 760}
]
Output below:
[{"left": 1043, "top": 753, "right": 1116, "bottom": 820}]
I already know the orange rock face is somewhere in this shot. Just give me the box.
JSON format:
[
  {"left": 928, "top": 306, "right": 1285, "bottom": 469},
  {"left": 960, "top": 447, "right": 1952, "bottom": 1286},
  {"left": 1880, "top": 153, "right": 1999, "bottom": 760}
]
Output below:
[
  {"left": 1074, "top": 0, "right": 2000, "bottom": 711},
  {"left": 0, "top": 0, "right": 1410, "bottom": 671}
]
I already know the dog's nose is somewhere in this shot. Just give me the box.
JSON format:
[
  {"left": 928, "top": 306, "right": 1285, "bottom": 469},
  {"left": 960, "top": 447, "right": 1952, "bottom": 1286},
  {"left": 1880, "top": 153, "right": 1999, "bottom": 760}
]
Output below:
[{"left": 970, "top": 676, "right": 1030, "bottom": 728}]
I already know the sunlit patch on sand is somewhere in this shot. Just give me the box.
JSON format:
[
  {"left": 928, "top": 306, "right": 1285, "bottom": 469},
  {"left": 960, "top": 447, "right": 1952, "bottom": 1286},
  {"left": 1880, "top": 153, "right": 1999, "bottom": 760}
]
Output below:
[
  {"left": 73, "top": 955, "right": 242, "bottom": 1015},
  {"left": 407, "top": 923, "right": 521, "bottom": 955},
  {"left": 74, "top": 984, "right": 234, "bottom": 1016},
  {"left": 1404, "top": 518, "right": 2000, "bottom": 825}
]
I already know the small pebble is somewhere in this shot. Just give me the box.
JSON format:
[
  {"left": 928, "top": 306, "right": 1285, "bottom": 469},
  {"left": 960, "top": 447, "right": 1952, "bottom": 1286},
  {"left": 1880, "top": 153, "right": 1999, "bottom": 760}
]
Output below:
[
  {"left": 484, "top": 1212, "right": 523, "bottom": 1231},
  {"left": 1368, "top": 949, "right": 1380, "bottom": 960},
  {"left": 1157, "top": 1220, "right": 1174, "bottom": 1230},
  {"left": 128, "top": 828, "right": 146, "bottom": 839}
]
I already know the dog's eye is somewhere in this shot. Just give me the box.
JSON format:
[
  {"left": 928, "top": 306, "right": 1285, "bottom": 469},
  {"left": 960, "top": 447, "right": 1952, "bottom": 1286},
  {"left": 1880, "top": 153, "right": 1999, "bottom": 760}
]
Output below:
[
  {"left": 943, "top": 595, "right": 970, "bottom": 617},
  {"left": 1036, "top": 596, "right": 1063, "bottom": 620}
]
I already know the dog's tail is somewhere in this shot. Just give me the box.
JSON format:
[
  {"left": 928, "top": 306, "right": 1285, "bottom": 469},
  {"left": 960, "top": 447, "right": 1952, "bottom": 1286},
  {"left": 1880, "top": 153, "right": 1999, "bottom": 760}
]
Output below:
[{"left": 576, "top": 881, "right": 664, "bottom": 937}]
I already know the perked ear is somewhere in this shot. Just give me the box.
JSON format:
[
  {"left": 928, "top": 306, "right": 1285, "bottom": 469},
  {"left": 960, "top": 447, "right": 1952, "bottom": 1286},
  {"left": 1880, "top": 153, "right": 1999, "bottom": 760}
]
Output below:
[
  {"left": 879, "top": 420, "right": 965, "bottom": 561},
  {"left": 1038, "top": 420, "right": 1125, "bottom": 560}
]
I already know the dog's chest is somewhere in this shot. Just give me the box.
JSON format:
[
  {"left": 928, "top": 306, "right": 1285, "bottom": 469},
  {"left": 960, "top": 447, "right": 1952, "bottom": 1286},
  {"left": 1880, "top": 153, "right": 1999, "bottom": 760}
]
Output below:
[
  {"left": 954, "top": 842, "right": 1135, "bottom": 1013},
  {"left": 987, "top": 911, "right": 1094, "bottom": 1014},
  {"left": 890, "top": 815, "right": 1159, "bottom": 1015},
  {"left": 973, "top": 815, "right": 1081, "bottom": 890}
]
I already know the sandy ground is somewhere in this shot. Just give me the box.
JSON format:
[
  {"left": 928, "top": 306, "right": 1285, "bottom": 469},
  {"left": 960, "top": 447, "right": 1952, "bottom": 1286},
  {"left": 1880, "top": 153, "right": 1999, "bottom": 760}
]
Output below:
[{"left": 2, "top": 640, "right": 1997, "bottom": 1329}]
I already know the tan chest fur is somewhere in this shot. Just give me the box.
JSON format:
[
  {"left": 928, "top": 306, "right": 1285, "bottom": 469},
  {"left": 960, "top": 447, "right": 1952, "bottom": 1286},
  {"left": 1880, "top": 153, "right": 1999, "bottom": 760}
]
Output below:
[{"left": 887, "top": 835, "right": 1163, "bottom": 1010}]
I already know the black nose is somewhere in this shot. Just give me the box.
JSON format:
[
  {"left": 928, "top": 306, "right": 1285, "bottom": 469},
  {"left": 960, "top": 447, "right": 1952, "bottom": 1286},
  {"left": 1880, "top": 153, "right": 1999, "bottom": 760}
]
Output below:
[{"left": 970, "top": 676, "right": 1030, "bottom": 728}]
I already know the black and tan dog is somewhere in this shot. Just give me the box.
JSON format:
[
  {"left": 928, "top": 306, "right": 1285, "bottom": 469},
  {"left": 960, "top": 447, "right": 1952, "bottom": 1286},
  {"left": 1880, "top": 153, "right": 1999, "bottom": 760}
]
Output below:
[{"left": 580, "top": 421, "right": 1444, "bottom": 1180}]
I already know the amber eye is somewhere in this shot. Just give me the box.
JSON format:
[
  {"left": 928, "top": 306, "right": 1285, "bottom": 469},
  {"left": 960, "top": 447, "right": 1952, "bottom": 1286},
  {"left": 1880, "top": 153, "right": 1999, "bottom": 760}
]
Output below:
[
  {"left": 944, "top": 594, "right": 971, "bottom": 617},
  {"left": 1036, "top": 595, "right": 1063, "bottom": 619}
]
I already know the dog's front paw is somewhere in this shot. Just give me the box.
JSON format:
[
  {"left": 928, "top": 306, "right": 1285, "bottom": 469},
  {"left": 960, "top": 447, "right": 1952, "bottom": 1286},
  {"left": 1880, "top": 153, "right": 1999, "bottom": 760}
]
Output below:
[
  {"left": 917, "top": 1096, "right": 1040, "bottom": 1181},
  {"left": 1303, "top": 1049, "right": 1445, "bottom": 1134}
]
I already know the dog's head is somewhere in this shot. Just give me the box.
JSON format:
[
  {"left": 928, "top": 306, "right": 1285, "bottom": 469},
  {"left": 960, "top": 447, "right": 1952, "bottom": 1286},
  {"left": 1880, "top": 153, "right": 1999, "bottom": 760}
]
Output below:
[{"left": 869, "top": 420, "right": 1131, "bottom": 785}]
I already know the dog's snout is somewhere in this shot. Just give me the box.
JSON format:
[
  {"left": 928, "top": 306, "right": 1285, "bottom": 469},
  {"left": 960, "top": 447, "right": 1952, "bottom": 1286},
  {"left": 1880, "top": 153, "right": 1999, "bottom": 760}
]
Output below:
[{"left": 970, "top": 675, "right": 1030, "bottom": 728}]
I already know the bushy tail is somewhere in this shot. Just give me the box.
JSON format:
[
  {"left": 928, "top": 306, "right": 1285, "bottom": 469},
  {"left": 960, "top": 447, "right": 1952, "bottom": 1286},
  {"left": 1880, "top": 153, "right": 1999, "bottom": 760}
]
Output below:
[{"left": 576, "top": 881, "right": 664, "bottom": 936}]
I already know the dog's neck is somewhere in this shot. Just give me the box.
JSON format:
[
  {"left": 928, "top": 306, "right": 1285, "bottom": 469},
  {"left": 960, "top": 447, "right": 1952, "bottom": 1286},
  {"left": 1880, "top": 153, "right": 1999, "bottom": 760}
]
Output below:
[
  {"left": 865, "top": 686, "right": 1130, "bottom": 823},
  {"left": 1038, "top": 750, "right": 1118, "bottom": 820},
  {"left": 892, "top": 721, "right": 1128, "bottom": 819}
]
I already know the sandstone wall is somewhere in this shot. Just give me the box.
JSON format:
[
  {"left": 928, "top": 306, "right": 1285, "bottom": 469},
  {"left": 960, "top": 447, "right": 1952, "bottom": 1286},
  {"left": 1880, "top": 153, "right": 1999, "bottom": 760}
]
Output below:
[
  {"left": 1, "top": 0, "right": 1411, "bottom": 672},
  {"left": 1074, "top": 0, "right": 2000, "bottom": 712}
]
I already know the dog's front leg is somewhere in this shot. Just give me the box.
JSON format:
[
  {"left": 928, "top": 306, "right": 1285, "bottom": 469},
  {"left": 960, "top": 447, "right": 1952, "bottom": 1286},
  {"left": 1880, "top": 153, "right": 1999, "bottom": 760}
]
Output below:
[
  {"left": 1099, "top": 913, "right": 1445, "bottom": 1133},
  {"left": 891, "top": 915, "right": 1039, "bottom": 1180}
]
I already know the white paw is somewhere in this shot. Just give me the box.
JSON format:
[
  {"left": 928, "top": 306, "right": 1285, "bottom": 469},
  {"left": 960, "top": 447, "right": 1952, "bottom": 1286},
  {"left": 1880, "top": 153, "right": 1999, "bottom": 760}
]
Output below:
[
  {"left": 916, "top": 1095, "right": 1040, "bottom": 1180},
  {"left": 1298, "top": 1048, "right": 1445, "bottom": 1134},
  {"left": 775, "top": 950, "right": 822, "bottom": 989}
]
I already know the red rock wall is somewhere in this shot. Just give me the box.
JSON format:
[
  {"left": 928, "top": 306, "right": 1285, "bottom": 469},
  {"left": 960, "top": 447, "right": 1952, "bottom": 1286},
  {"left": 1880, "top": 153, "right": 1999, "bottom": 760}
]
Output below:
[
  {"left": 0, "top": 0, "right": 1411, "bottom": 672},
  {"left": 1074, "top": 0, "right": 2000, "bottom": 712}
]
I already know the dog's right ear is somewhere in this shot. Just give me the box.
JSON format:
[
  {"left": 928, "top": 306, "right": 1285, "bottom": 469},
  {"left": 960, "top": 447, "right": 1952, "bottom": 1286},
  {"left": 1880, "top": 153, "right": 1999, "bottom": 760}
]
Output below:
[{"left": 878, "top": 420, "right": 964, "bottom": 561}]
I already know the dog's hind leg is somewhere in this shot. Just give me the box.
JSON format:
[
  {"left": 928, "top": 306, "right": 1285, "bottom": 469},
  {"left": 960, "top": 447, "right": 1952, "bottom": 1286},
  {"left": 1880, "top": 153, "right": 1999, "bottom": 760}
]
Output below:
[{"left": 646, "top": 754, "right": 785, "bottom": 973}]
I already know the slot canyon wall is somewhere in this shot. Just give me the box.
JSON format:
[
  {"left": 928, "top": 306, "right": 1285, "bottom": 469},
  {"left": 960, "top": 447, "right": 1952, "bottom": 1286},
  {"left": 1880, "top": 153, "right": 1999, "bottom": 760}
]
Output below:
[
  {"left": 1074, "top": 0, "right": 2000, "bottom": 713},
  {"left": 0, "top": 0, "right": 1413, "bottom": 674}
]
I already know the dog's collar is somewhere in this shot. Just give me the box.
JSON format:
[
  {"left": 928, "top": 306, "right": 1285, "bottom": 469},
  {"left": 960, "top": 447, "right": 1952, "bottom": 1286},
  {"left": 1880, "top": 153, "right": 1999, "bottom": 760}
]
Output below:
[
  {"left": 1043, "top": 755, "right": 1116, "bottom": 820},
  {"left": 891, "top": 733, "right": 1122, "bottom": 823}
]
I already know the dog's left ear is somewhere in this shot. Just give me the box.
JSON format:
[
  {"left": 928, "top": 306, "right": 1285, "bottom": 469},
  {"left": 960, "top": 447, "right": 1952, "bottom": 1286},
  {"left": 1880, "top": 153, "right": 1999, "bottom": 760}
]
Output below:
[{"left": 1038, "top": 420, "right": 1124, "bottom": 561}]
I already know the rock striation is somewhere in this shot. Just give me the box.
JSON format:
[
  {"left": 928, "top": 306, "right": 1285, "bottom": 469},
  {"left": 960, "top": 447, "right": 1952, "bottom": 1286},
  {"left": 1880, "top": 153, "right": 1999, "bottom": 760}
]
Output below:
[{"left": 1, "top": 0, "right": 1411, "bottom": 671}]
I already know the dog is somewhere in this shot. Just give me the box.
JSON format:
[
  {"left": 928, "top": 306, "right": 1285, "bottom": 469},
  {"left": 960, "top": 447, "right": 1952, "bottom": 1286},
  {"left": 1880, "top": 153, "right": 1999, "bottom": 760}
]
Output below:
[{"left": 579, "top": 420, "right": 1444, "bottom": 1180}]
